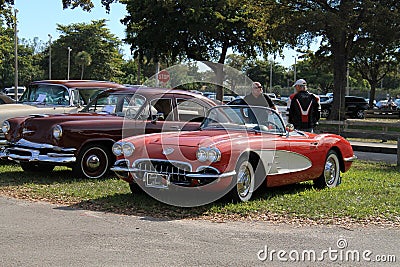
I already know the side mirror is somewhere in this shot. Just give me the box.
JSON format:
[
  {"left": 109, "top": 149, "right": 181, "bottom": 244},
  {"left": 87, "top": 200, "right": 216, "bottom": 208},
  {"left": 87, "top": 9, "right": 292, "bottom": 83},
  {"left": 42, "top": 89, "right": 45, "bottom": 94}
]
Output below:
[
  {"left": 151, "top": 112, "right": 164, "bottom": 124},
  {"left": 285, "top": 123, "right": 294, "bottom": 138}
]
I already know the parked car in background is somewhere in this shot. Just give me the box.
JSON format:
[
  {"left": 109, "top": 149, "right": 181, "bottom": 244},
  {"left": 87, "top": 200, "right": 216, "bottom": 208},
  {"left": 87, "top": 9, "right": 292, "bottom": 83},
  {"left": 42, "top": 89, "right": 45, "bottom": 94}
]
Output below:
[
  {"left": 318, "top": 95, "right": 332, "bottom": 104},
  {"left": 0, "top": 80, "right": 124, "bottom": 147},
  {"left": 111, "top": 105, "right": 355, "bottom": 203},
  {"left": 206, "top": 93, "right": 236, "bottom": 103},
  {"left": 0, "top": 93, "right": 15, "bottom": 104},
  {"left": 375, "top": 99, "right": 397, "bottom": 110},
  {"left": 3, "top": 86, "right": 26, "bottom": 100},
  {"left": 0, "top": 87, "right": 216, "bottom": 179},
  {"left": 227, "top": 95, "right": 288, "bottom": 120},
  {"left": 320, "top": 96, "right": 369, "bottom": 119}
]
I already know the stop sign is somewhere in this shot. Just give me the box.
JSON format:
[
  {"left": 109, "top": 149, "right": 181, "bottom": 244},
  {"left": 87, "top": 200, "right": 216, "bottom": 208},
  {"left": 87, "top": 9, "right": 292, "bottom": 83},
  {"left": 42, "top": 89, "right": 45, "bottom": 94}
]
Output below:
[{"left": 157, "top": 70, "right": 170, "bottom": 83}]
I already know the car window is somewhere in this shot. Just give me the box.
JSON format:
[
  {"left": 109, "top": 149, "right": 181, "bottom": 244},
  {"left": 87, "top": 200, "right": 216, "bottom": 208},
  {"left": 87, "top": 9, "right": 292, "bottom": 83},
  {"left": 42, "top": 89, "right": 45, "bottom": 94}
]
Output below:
[
  {"left": 176, "top": 98, "right": 206, "bottom": 121},
  {"left": 83, "top": 93, "right": 145, "bottom": 117},
  {"left": 138, "top": 98, "right": 174, "bottom": 121},
  {"left": 203, "top": 106, "right": 285, "bottom": 134},
  {"left": 20, "top": 84, "right": 69, "bottom": 105}
]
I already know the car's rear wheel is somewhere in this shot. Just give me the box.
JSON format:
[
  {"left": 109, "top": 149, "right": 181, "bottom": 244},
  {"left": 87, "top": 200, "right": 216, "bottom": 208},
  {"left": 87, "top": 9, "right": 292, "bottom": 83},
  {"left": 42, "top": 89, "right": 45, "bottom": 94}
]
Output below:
[
  {"left": 20, "top": 162, "right": 54, "bottom": 173},
  {"left": 314, "top": 150, "right": 341, "bottom": 188},
  {"left": 321, "top": 108, "right": 330, "bottom": 118},
  {"left": 229, "top": 158, "right": 255, "bottom": 202},
  {"left": 74, "top": 144, "right": 112, "bottom": 179}
]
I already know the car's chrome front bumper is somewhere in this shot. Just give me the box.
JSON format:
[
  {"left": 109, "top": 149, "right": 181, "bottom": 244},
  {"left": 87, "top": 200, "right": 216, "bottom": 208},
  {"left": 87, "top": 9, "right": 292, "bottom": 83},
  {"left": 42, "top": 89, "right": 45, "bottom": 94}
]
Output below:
[
  {"left": 111, "top": 159, "right": 236, "bottom": 182},
  {"left": 0, "top": 139, "right": 76, "bottom": 164},
  {"left": 344, "top": 155, "right": 357, "bottom": 162}
]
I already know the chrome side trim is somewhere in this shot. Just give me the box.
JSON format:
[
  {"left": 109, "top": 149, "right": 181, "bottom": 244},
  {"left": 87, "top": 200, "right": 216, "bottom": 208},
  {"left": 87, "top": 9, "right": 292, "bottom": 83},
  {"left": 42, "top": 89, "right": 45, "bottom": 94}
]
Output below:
[{"left": 344, "top": 155, "right": 357, "bottom": 162}]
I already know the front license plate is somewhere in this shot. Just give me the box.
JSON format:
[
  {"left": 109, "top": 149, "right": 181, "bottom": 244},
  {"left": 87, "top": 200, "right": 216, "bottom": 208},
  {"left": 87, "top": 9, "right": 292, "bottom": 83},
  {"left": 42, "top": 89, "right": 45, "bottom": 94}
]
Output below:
[{"left": 145, "top": 172, "right": 170, "bottom": 189}]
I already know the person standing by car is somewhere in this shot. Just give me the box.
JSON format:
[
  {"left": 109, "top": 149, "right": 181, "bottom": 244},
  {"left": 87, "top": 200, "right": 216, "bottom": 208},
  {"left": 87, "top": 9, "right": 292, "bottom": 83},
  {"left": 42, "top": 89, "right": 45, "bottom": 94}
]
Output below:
[
  {"left": 243, "top": 82, "right": 277, "bottom": 111},
  {"left": 287, "top": 79, "right": 320, "bottom": 132}
]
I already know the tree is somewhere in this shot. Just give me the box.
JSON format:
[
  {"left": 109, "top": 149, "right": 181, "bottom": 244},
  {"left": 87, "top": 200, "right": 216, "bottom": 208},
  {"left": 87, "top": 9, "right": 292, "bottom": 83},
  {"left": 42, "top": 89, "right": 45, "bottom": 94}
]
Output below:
[
  {"left": 75, "top": 51, "right": 92, "bottom": 79},
  {"left": 351, "top": 4, "right": 400, "bottom": 107},
  {"left": 268, "top": 0, "right": 400, "bottom": 120},
  {"left": 0, "top": 14, "right": 45, "bottom": 88},
  {"left": 61, "top": 0, "right": 116, "bottom": 12},
  {"left": 44, "top": 20, "right": 124, "bottom": 81},
  {"left": 120, "top": 0, "right": 272, "bottom": 100}
]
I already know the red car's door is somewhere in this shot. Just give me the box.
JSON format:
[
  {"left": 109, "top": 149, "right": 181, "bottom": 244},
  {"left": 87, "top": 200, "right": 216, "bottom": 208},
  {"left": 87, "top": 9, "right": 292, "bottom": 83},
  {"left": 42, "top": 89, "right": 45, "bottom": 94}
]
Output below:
[{"left": 286, "top": 131, "right": 325, "bottom": 182}]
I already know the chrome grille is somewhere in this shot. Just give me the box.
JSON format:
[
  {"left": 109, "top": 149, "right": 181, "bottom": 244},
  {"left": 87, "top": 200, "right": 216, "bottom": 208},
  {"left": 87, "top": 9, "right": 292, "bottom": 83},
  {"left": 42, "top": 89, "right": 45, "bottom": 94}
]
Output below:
[{"left": 133, "top": 159, "right": 192, "bottom": 185}]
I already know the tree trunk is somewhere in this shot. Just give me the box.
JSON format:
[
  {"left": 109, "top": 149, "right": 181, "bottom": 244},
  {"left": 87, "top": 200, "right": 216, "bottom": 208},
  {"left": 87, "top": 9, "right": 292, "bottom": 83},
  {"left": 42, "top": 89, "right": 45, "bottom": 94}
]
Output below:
[
  {"left": 81, "top": 65, "right": 84, "bottom": 80},
  {"left": 369, "top": 83, "right": 376, "bottom": 108},
  {"left": 329, "top": 42, "right": 348, "bottom": 120},
  {"left": 215, "top": 42, "right": 228, "bottom": 101}
]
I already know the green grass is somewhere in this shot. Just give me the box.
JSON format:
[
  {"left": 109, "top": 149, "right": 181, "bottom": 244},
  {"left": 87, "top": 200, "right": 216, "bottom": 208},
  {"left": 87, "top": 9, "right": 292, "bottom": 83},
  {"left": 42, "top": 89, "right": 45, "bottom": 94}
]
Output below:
[{"left": 0, "top": 160, "right": 399, "bottom": 224}]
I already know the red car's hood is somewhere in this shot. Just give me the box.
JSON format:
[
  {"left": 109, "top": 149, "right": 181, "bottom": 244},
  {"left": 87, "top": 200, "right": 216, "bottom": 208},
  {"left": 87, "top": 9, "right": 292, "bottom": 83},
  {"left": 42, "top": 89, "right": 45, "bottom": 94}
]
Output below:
[
  {"left": 9, "top": 113, "right": 123, "bottom": 143},
  {"left": 148, "top": 129, "right": 252, "bottom": 148}
]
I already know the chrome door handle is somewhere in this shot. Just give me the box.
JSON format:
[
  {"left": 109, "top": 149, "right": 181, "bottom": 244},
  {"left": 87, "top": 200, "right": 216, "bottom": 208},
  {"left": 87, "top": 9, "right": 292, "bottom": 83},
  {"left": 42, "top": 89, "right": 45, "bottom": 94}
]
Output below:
[{"left": 170, "top": 126, "right": 181, "bottom": 130}]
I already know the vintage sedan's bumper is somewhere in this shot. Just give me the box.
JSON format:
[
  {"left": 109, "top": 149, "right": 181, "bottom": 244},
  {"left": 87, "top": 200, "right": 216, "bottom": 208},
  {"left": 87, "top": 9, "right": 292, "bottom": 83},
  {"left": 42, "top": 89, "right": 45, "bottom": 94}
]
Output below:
[{"left": 0, "top": 139, "right": 76, "bottom": 164}]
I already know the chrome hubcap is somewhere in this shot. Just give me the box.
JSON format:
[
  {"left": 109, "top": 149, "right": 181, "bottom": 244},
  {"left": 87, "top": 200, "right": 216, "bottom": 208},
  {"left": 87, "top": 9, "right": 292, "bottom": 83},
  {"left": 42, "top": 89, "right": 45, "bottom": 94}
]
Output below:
[
  {"left": 86, "top": 155, "right": 100, "bottom": 169},
  {"left": 324, "top": 157, "right": 337, "bottom": 185},
  {"left": 237, "top": 165, "right": 251, "bottom": 198}
]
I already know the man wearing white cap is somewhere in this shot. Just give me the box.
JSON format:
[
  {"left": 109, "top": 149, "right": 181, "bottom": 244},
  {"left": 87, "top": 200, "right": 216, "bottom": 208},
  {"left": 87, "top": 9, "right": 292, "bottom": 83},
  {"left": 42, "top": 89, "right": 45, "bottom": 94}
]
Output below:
[{"left": 287, "top": 79, "right": 320, "bottom": 132}]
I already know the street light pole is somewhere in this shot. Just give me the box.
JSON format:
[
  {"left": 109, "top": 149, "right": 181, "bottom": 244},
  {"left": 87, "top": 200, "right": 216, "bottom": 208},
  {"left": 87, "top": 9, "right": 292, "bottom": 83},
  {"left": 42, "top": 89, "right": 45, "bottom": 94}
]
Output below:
[
  {"left": 293, "top": 56, "right": 297, "bottom": 93},
  {"left": 48, "top": 34, "right": 52, "bottom": 80},
  {"left": 269, "top": 58, "right": 273, "bottom": 91},
  {"left": 13, "top": 9, "right": 18, "bottom": 102},
  {"left": 67, "top": 47, "right": 72, "bottom": 80}
]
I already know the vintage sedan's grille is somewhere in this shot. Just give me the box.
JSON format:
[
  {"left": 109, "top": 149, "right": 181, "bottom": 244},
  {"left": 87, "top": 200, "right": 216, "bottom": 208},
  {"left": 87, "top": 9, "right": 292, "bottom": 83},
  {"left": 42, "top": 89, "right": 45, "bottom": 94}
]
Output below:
[{"left": 134, "top": 159, "right": 192, "bottom": 185}]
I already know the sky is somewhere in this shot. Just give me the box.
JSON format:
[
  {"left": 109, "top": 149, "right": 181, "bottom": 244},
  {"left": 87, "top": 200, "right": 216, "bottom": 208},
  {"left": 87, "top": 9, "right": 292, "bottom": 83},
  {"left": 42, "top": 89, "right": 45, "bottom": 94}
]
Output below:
[{"left": 13, "top": 0, "right": 314, "bottom": 68}]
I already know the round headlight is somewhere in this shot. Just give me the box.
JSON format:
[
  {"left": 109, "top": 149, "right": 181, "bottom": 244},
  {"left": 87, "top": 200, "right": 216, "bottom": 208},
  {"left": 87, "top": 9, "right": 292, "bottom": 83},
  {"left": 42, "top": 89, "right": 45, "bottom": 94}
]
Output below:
[
  {"left": 122, "top": 142, "right": 135, "bottom": 157},
  {"left": 207, "top": 148, "right": 221, "bottom": 162},
  {"left": 196, "top": 148, "right": 208, "bottom": 162},
  {"left": 112, "top": 142, "right": 123, "bottom": 156},
  {"left": 1, "top": 121, "right": 10, "bottom": 134},
  {"left": 52, "top": 125, "right": 62, "bottom": 139}
]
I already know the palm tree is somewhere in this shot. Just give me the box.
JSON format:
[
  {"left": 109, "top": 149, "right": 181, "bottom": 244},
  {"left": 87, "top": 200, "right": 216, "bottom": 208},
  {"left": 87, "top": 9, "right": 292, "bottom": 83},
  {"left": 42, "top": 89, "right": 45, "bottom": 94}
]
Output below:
[{"left": 75, "top": 51, "right": 92, "bottom": 79}]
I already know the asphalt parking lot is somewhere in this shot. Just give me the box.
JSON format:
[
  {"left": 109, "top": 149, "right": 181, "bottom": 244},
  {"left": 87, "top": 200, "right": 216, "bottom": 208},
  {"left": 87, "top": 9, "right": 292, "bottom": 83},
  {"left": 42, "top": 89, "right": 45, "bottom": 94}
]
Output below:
[{"left": 0, "top": 196, "right": 398, "bottom": 267}]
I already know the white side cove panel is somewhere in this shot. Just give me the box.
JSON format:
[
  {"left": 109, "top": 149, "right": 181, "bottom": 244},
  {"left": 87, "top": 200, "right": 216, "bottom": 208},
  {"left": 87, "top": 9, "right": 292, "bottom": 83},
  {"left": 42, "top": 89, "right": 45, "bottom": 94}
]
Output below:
[{"left": 253, "top": 150, "right": 312, "bottom": 176}]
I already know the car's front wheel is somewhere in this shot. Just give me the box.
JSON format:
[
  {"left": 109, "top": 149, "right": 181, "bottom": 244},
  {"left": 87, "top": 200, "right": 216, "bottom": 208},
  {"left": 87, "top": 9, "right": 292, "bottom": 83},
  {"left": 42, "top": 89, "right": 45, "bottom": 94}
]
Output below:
[
  {"left": 74, "top": 144, "right": 112, "bottom": 179},
  {"left": 20, "top": 162, "right": 55, "bottom": 173},
  {"left": 229, "top": 158, "right": 256, "bottom": 202},
  {"left": 314, "top": 150, "right": 341, "bottom": 188}
]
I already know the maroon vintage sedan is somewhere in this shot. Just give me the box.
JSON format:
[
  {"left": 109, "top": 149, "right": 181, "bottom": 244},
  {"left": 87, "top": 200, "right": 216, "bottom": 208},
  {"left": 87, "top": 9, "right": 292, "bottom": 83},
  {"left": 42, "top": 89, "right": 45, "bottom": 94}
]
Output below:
[{"left": 0, "top": 87, "right": 216, "bottom": 178}]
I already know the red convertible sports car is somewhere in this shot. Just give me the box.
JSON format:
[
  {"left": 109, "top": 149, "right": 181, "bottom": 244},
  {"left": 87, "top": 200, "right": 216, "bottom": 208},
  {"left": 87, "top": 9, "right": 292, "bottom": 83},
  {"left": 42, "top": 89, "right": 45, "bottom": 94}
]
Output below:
[{"left": 111, "top": 105, "right": 356, "bottom": 206}]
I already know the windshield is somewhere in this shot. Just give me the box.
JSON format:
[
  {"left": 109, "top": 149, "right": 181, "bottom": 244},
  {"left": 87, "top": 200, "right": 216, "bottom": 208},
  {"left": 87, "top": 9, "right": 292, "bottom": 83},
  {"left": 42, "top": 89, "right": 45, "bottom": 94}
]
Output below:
[
  {"left": 20, "top": 84, "right": 69, "bottom": 105},
  {"left": 201, "top": 105, "right": 285, "bottom": 134},
  {"left": 82, "top": 93, "right": 146, "bottom": 118}
]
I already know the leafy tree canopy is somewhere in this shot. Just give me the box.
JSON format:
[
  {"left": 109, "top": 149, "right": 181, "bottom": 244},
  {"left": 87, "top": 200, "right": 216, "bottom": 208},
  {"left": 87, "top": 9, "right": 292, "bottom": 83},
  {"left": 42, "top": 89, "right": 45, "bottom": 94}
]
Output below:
[{"left": 45, "top": 19, "right": 124, "bottom": 81}]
